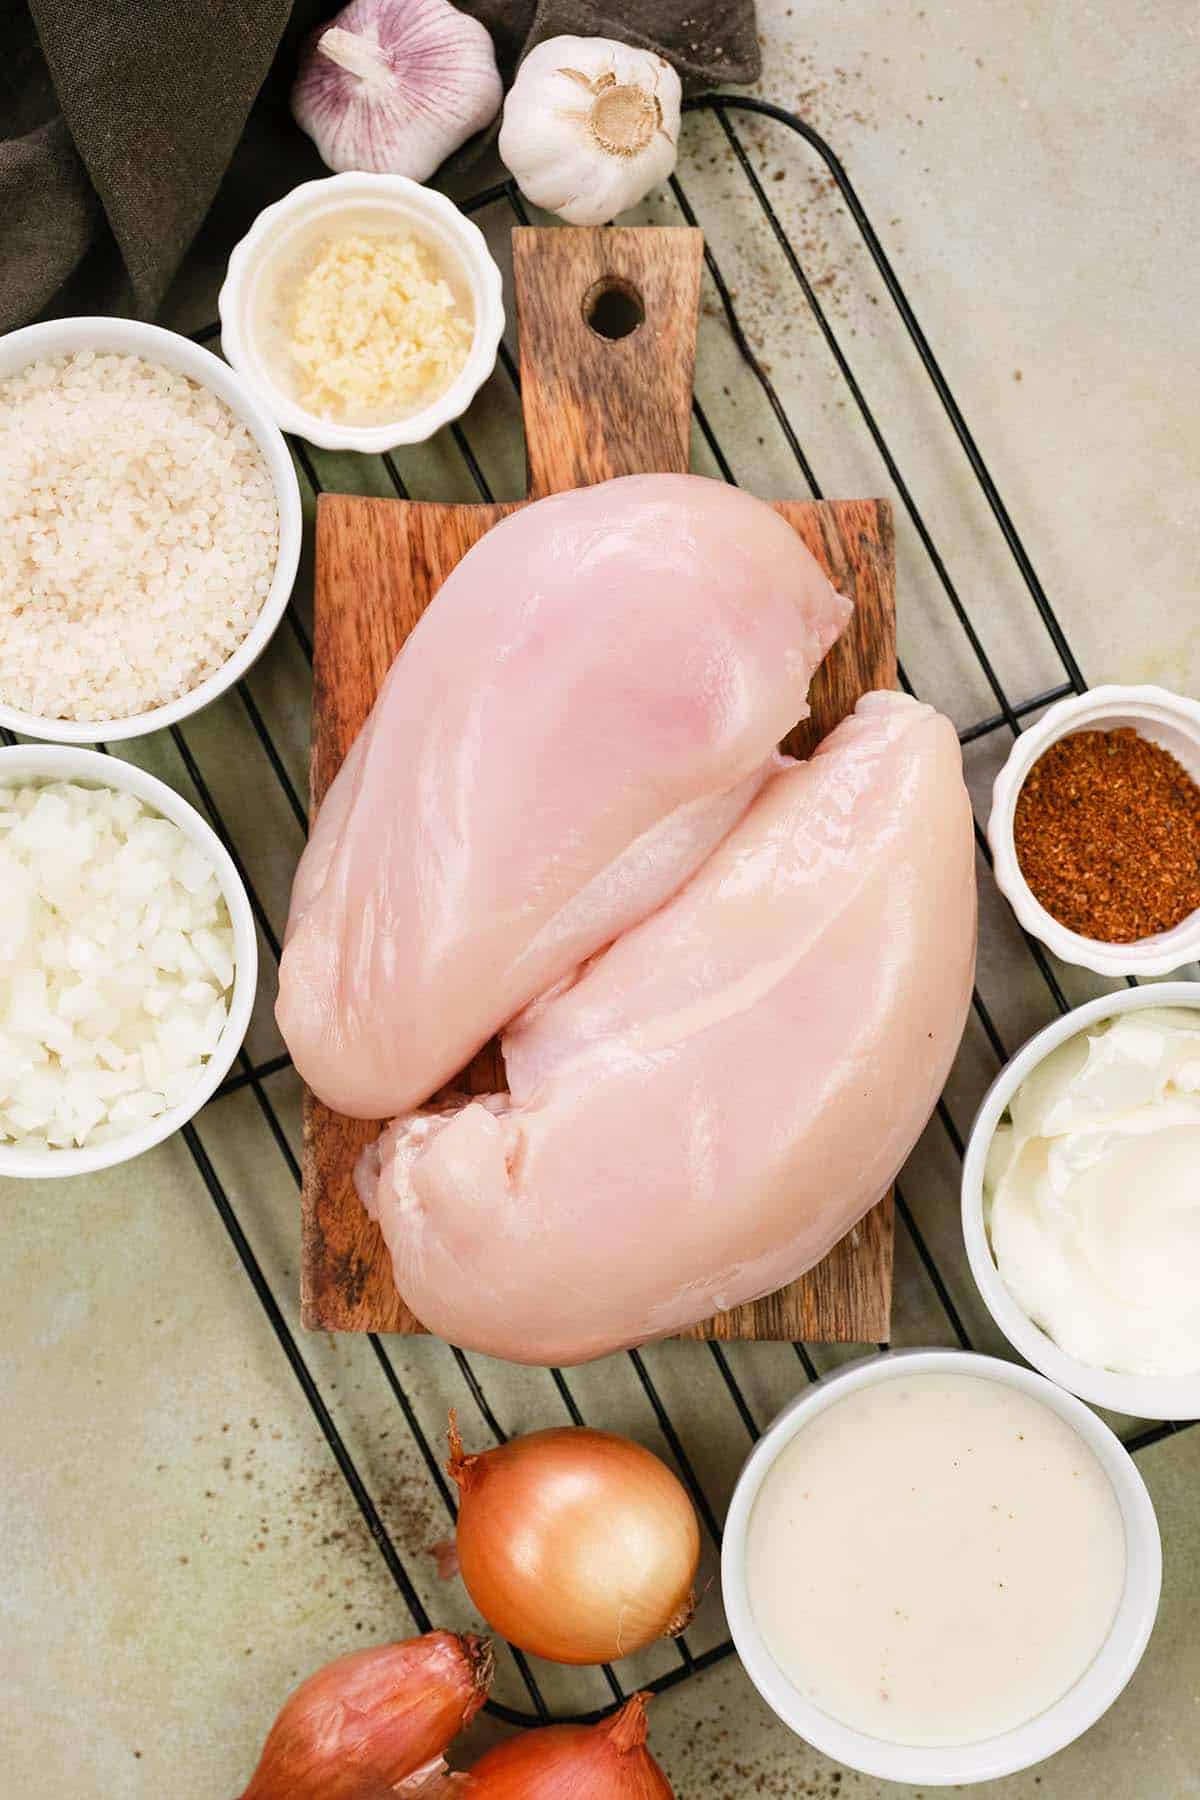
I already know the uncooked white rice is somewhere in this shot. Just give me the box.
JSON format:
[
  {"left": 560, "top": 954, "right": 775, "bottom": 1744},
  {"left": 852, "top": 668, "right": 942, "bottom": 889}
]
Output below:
[
  {"left": 0, "top": 350, "right": 279, "bottom": 722},
  {"left": 0, "top": 780, "right": 235, "bottom": 1151}
]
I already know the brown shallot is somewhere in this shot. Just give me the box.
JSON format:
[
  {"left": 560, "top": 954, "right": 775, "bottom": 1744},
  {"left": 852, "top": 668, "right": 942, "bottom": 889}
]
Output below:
[
  {"left": 238, "top": 1631, "right": 492, "bottom": 1799},
  {"left": 447, "top": 1415, "right": 700, "bottom": 1665},
  {"left": 467, "top": 1693, "right": 674, "bottom": 1797}
]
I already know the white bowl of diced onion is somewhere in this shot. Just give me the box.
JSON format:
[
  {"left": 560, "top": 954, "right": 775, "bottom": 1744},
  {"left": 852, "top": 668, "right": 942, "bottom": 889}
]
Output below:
[{"left": 0, "top": 745, "right": 257, "bottom": 1178}]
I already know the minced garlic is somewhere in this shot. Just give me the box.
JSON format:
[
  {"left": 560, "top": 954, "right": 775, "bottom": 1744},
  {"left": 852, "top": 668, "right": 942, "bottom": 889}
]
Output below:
[{"left": 288, "top": 231, "right": 472, "bottom": 421}]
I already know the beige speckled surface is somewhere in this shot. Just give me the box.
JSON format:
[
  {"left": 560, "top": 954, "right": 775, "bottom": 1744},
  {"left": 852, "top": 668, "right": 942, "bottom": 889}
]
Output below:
[{"left": 3, "top": 3, "right": 1199, "bottom": 1794}]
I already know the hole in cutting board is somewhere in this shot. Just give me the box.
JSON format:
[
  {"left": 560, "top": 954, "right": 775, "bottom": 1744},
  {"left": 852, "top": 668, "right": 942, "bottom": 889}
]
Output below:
[{"left": 583, "top": 277, "right": 645, "bottom": 340}]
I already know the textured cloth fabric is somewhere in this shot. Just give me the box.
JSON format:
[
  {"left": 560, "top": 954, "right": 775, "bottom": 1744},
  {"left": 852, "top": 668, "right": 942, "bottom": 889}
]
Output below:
[
  {"left": 469, "top": 0, "right": 760, "bottom": 90},
  {"left": 0, "top": 0, "right": 759, "bottom": 332}
]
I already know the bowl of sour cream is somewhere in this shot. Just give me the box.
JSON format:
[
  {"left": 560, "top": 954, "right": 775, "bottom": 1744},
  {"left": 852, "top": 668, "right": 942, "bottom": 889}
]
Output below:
[
  {"left": 722, "top": 1349, "right": 1160, "bottom": 1786},
  {"left": 963, "top": 981, "right": 1200, "bottom": 1420}
]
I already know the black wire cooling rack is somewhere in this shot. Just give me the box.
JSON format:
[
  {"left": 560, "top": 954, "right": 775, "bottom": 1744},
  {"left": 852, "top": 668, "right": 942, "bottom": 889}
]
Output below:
[{"left": 7, "top": 93, "right": 1194, "bottom": 1735}]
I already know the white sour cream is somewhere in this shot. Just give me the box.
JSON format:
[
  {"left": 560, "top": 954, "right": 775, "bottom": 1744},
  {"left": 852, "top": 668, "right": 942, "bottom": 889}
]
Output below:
[
  {"left": 986, "top": 1006, "right": 1200, "bottom": 1377},
  {"left": 746, "top": 1373, "right": 1126, "bottom": 1748}
]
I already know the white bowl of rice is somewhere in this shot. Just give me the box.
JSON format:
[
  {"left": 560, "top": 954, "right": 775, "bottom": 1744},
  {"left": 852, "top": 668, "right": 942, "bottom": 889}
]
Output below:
[
  {"left": 0, "top": 316, "right": 301, "bottom": 743},
  {"left": 0, "top": 744, "right": 257, "bottom": 1177}
]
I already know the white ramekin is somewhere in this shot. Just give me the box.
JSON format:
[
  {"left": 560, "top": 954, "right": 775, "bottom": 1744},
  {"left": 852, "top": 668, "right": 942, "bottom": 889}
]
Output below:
[
  {"left": 0, "top": 745, "right": 257, "bottom": 1179},
  {"left": 722, "top": 1349, "right": 1161, "bottom": 1786},
  {"left": 962, "top": 979, "right": 1200, "bottom": 1419},
  {"left": 988, "top": 684, "right": 1200, "bottom": 977},
  {"left": 0, "top": 316, "right": 302, "bottom": 746},
  {"left": 218, "top": 172, "right": 505, "bottom": 452}
]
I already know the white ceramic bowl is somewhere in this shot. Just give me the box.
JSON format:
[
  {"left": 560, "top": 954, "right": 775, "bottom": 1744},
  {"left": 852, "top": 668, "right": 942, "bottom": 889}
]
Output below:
[
  {"left": 218, "top": 172, "right": 505, "bottom": 452},
  {"left": 988, "top": 684, "right": 1200, "bottom": 977},
  {"left": 0, "top": 744, "right": 257, "bottom": 1178},
  {"left": 723, "top": 1348, "right": 1161, "bottom": 1786},
  {"left": 962, "top": 979, "right": 1200, "bottom": 1419},
  {"left": 0, "top": 316, "right": 302, "bottom": 746}
]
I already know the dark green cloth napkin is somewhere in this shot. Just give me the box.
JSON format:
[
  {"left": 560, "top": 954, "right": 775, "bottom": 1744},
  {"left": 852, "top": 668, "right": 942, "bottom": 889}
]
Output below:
[
  {"left": 469, "top": 0, "right": 760, "bottom": 91},
  {"left": 1, "top": 1, "right": 294, "bottom": 330},
  {"left": 0, "top": 0, "right": 759, "bottom": 334}
]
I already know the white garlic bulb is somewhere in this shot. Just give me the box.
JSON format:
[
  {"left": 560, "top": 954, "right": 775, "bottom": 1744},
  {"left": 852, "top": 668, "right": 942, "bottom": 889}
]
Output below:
[
  {"left": 498, "top": 36, "right": 683, "bottom": 227},
  {"left": 292, "top": 0, "right": 503, "bottom": 181}
]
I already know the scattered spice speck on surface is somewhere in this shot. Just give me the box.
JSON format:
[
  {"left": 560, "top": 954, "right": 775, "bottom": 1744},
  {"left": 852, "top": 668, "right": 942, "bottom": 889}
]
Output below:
[{"left": 1013, "top": 727, "right": 1200, "bottom": 940}]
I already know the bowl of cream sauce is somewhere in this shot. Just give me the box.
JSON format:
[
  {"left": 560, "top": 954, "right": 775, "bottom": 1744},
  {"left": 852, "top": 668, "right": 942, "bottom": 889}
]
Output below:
[
  {"left": 963, "top": 980, "right": 1200, "bottom": 1420},
  {"left": 722, "top": 1349, "right": 1160, "bottom": 1785}
]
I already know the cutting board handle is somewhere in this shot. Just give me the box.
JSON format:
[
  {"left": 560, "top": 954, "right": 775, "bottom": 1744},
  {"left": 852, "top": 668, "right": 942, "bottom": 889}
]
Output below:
[{"left": 513, "top": 226, "right": 704, "bottom": 500}]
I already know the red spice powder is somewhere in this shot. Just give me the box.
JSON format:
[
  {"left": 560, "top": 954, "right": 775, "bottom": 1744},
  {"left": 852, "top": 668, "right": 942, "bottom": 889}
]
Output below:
[{"left": 1013, "top": 727, "right": 1200, "bottom": 942}]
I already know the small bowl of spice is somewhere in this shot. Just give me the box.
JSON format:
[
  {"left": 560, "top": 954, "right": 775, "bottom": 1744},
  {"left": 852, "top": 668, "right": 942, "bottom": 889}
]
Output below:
[
  {"left": 218, "top": 172, "right": 504, "bottom": 452},
  {"left": 988, "top": 684, "right": 1200, "bottom": 975}
]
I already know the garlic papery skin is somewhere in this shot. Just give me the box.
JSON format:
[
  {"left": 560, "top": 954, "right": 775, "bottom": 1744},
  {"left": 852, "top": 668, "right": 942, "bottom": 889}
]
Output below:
[
  {"left": 498, "top": 36, "right": 683, "bottom": 227},
  {"left": 292, "top": 0, "right": 503, "bottom": 181}
]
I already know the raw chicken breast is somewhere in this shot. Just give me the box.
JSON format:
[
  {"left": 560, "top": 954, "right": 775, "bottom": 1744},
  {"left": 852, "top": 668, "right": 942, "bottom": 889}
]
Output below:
[
  {"left": 358, "top": 692, "right": 977, "bottom": 1365},
  {"left": 278, "top": 475, "right": 850, "bottom": 1118}
]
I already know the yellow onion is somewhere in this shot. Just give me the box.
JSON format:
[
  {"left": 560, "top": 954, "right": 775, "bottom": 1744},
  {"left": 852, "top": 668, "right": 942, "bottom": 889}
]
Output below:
[
  {"left": 238, "top": 1630, "right": 492, "bottom": 1799},
  {"left": 448, "top": 1416, "right": 700, "bottom": 1666},
  {"left": 467, "top": 1693, "right": 675, "bottom": 1797}
]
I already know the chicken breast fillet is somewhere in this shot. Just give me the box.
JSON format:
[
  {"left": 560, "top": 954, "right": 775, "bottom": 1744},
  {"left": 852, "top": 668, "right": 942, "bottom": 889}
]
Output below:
[
  {"left": 277, "top": 475, "right": 850, "bottom": 1118},
  {"left": 358, "top": 692, "right": 977, "bottom": 1365}
]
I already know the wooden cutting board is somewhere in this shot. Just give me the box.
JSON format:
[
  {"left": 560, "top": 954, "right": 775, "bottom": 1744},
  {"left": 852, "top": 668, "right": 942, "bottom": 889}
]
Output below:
[{"left": 301, "top": 226, "right": 896, "bottom": 1343}]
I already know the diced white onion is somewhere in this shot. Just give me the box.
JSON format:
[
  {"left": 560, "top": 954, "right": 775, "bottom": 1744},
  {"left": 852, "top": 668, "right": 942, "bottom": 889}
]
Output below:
[{"left": 0, "top": 780, "right": 236, "bottom": 1151}]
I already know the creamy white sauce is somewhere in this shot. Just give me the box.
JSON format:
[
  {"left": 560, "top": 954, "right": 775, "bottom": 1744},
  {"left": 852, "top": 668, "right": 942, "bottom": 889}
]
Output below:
[
  {"left": 986, "top": 1006, "right": 1200, "bottom": 1376},
  {"left": 746, "top": 1373, "right": 1126, "bottom": 1747}
]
